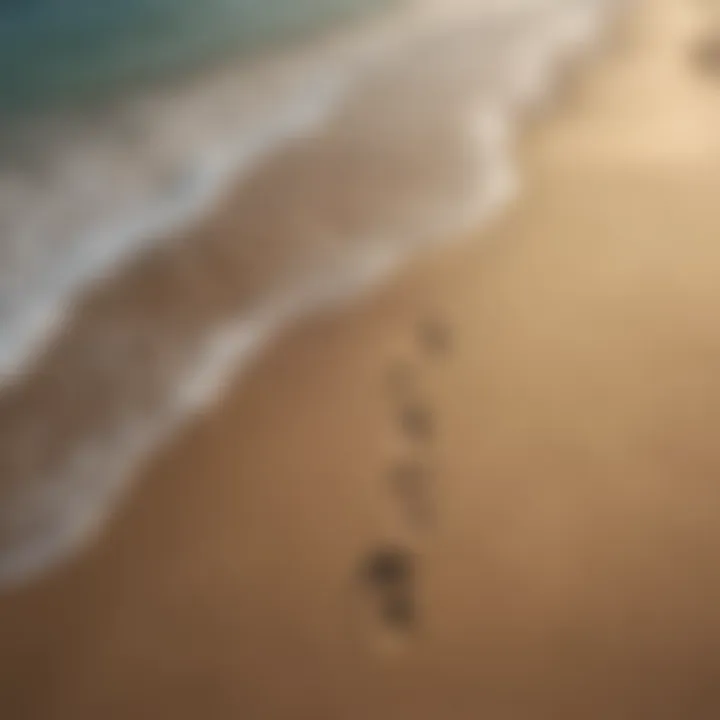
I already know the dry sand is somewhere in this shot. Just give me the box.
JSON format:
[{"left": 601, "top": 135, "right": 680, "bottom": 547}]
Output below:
[{"left": 4, "top": 0, "right": 720, "bottom": 717}]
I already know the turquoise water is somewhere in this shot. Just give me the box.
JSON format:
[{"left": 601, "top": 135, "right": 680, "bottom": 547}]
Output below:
[{"left": 0, "top": 0, "right": 392, "bottom": 116}]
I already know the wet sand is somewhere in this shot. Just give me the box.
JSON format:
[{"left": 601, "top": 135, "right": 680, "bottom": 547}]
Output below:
[{"left": 5, "top": 0, "right": 720, "bottom": 717}]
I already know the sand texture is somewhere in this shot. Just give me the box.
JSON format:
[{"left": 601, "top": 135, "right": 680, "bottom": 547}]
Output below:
[{"left": 4, "top": 0, "right": 720, "bottom": 717}]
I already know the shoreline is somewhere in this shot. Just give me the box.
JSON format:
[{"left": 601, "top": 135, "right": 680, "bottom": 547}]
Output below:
[{"left": 0, "top": 1, "right": 617, "bottom": 586}]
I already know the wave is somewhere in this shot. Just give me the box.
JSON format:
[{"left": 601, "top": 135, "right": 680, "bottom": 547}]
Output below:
[{"left": 0, "top": 2, "right": 404, "bottom": 382}]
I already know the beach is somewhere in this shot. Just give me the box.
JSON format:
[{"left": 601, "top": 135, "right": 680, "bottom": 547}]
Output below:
[
  {"left": 0, "top": 0, "right": 610, "bottom": 584},
  {"left": 5, "top": 0, "right": 720, "bottom": 717}
]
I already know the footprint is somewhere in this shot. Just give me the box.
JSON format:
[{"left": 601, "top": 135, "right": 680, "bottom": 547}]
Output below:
[
  {"left": 417, "top": 315, "right": 452, "bottom": 357},
  {"left": 398, "top": 400, "right": 435, "bottom": 443},
  {"left": 359, "top": 545, "right": 418, "bottom": 638},
  {"left": 389, "top": 461, "right": 436, "bottom": 530},
  {"left": 381, "top": 590, "right": 416, "bottom": 630},
  {"left": 353, "top": 312, "right": 453, "bottom": 649},
  {"left": 362, "top": 544, "right": 413, "bottom": 587}
]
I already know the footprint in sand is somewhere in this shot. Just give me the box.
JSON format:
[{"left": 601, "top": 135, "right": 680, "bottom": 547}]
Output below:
[
  {"left": 416, "top": 315, "right": 453, "bottom": 358},
  {"left": 386, "top": 315, "right": 452, "bottom": 401},
  {"left": 398, "top": 399, "right": 436, "bottom": 444},
  {"left": 357, "top": 544, "right": 418, "bottom": 641},
  {"left": 391, "top": 315, "right": 453, "bottom": 445},
  {"left": 387, "top": 312, "right": 453, "bottom": 522},
  {"left": 351, "top": 311, "right": 452, "bottom": 649}
]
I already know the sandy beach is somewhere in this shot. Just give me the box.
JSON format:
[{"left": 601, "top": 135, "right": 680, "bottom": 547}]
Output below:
[{"left": 4, "top": 0, "right": 720, "bottom": 717}]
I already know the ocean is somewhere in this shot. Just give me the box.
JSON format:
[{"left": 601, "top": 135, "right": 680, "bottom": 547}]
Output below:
[
  {"left": 0, "top": 0, "right": 623, "bottom": 586},
  {"left": 0, "top": 0, "right": 394, "bottom": 116}
]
